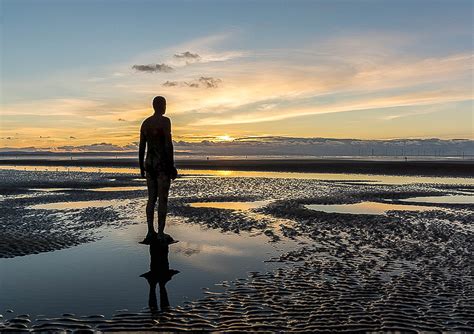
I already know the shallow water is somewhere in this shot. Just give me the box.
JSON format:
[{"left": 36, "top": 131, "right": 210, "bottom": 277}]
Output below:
[
  {"left": 30, "top": 188, "right": 75, "bottom": 192},
  {"left": 29, "top": 200, "right": 119, "bottom": 210},
  {"left": 90, "top": 186, "right": 146, "bottom": 192},
  {"left": 305, "top": 201, "right": 438, "bottom": 215},
  {"left": 1, "top": 165, "right": 472, "bottom": 185},
  {"left": 0, "top": 217, "right": 297, "bottom": 319},
  {"left": 401, "top": 194, "right": 473, "bottom": 204},
  {"left": 189, "top": 200, "right": 271, "bottom": 211}
]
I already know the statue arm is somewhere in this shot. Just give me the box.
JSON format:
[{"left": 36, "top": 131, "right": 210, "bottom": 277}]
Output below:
[
  {"left": 165, "top": 119, "right": 174, "bottom": 166},
  {"left": 139, "top": 125, "right": 146, "bottom": 175}
]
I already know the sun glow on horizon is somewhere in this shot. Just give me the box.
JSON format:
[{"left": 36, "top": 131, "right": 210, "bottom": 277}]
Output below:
[{"left": 215, "top": 135, "right": 234, "bottom": 142}]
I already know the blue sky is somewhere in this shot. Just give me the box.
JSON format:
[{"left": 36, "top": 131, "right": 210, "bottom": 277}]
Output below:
[{"left": 1, "top": 0, "right": 473, "bottom": 147}]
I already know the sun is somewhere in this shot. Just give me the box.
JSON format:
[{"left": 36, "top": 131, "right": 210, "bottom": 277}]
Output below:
[{"left": 215, "top": 135, "right": 234, "bottom": 142}]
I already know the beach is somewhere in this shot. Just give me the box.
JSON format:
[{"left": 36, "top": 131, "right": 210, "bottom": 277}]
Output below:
[
  {"left": 0, "top": 160, "right": 473, "bottom": 332},
  {"left": 3, "top": 0, "right": 473, "bottom": 330}
]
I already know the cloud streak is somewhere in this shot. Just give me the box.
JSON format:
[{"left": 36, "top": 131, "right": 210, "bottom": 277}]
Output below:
[
  {"left": 131, "top": 63, "right": 174, "bottom": 73},
  {"left": 162, "top": 76, "right": 222, "bottom": 89},
  {"left": 192, "top": 88, "right": 472, "bottom": 126},
  {"left": 174, "top": 51, "right": 201, "bottom": 63}
]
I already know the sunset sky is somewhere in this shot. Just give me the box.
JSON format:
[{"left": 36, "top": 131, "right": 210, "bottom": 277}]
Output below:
[{"left": 1, "top": 0, "right": 473, "bottom": 149}]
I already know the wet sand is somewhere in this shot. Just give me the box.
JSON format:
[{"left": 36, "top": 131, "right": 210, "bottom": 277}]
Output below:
[
  {"left": 1, "top": 157, "right": 473, "bottom": 176},
  {"left": 0, "top": 168, "right": 473, "bottom": 331}
]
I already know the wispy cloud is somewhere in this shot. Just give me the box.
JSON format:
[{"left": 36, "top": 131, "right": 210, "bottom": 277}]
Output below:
[
  {"left": 163, "top": 81, "right": 179, "bottom": 87},
  {"left": 162, "top": 76, "right": 222, "bottom": 89},
  {"left": 1, "top": 98, "right": 105, "bottom": 116},
  {"left": 192, "top": 88, "right": 472, "bottom": 126},
  {"left": 131, "top": 63, "right": 174, "bottom": 73},
  {"left": 174, "top": 51, "right": 201, "bottom": 63},
  {"left": 198, "top": 77, "right": 221, "bottom": 88}
]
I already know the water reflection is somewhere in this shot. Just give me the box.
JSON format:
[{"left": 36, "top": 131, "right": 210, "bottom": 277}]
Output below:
[
  {"left": 189, "top": 200, "right": 271, "bottom": 211},
  {"left": 0, "top": 220, "right": 295, "bottom": 318},
  {"left": 401, "top": 194, "right": 473, "bottom": 204},
  {"left": 2, "top": 165, "right": 472, "bottom": 185},
  {"left": 91, "top": 186, "right": 146, "bottom": 192},
  {"left": 30, "top": 200, "right": 118, "bottom": 210},
  {"left": 30, "top": 188, "right": 74, "bottom": 192},
  {"left": 180, "top": 169, "right": 474, "bottom": 185},
  {"left": 305, "top": 201, "right": 438, "bottom": 215},
  {"left": 141, "top": 242, "right": 179, "bottom": 312}
]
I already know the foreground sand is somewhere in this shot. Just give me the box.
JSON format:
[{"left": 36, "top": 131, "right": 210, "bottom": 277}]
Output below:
[{"left": 0, "top": 169, "right": 473, "bottom": 331}]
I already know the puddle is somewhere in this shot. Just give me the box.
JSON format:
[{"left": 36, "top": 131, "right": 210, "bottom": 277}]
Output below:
[
  {"left": 189, "top": 200, "right": 271, "bottom": 211},
  {"left": 0, "top": 218, "right": 298, "bottom": 318},
  {"left": 401, "top": 194, "right": 473, "bottom": 204},
  {"left": 305, "top": 201, "right": 438, "bottom": 215},
  {"left": 29, "top": 200, "right": 118, "bottom": 210},
  {"left": 1, "top": 192, "right": 67, "bottom": 201},
  {"left": 90, "top": 186, "right": 146, "bottom": 192},
  {"left": 30, "top": 188, "right": 75, "bottom": 192},
  {"left": 458, "top": 191, "right": 474, "bottom": 195}
]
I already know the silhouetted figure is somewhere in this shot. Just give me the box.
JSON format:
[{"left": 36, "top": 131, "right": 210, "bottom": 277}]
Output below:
[
  {"left": 140, "top": 242, "right": 179, "bottom": 312},
  {"left": 139, "top": 96, "right": 178, "bottom": 244}
]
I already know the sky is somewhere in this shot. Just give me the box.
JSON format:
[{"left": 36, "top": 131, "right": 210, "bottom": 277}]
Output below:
[{"left": 1, "top": 0, "right": 473, "bottom": 149}]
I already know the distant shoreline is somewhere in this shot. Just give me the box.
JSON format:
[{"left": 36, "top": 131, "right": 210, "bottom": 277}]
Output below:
[{"left": 1, "top": 158, "right": 473, "bottom": 177}]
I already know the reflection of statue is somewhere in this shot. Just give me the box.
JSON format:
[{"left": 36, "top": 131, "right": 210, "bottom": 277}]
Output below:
[{"left": 140, "top": 241, "right": 179, "bottom": 312}]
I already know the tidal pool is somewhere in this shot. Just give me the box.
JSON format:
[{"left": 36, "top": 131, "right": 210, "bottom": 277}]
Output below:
[
  {"left": 0, "top": 218, "right": 297, "bottom": 319},
  {"left": 400, "top": 194, "right": 473, "bottom": 204},
  {"left": 305, "top": 201, "right": 438, "bottom": 215},
  {"left": 30, "top": 188, "right": 75, "bottom": 192},
  {"left": 189, "top": 200, "right": 271, "bottom": 211},
  {"left": 29, "top": 200, "right": 119, "bottom": 210},
  {"left": 90, "top": 186, "right": 146, "bottom": 192}
]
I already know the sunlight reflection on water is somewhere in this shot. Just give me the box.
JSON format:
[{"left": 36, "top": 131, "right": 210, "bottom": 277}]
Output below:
[
  {"left": 0, "top": 217, "right": 297, "bottom": 318},
  {"left": 305, "top": 201, "right": 439, "bottom": 215},
  {"left": 189, "top": 200, "right": 271, "bottom": 211},
  {"left": 400, "top": 194, "right": 473, "bottom": 204},
  {"left": 1, "top": 165, "right": 472, "bottom": 185}
]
